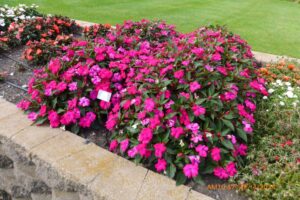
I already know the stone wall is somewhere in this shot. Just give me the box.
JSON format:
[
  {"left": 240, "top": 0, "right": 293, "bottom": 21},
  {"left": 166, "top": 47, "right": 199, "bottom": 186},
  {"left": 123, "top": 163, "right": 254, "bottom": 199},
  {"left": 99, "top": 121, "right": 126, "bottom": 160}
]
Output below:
[{"left": 0, "top": 99, "right": 213, "bottom": 200}]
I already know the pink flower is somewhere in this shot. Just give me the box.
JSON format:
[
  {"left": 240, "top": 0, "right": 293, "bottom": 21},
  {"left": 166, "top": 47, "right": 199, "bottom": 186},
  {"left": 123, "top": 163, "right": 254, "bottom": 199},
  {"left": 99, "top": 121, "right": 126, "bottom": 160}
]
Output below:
[
  {"left": 180, "top": 92, "right": 190, "bottom": 99},
  {"left": 128, "top": 146, "right": 138, "bottom": 158},
  {"left": 109, "top": 140, "right": 118, "bottom": 151},
  {"left": 68, "top": 98, "right": 77, "bottom": 109},
  {"left": 189, "top": 81, "right": 201, "bottom": 93},
  {"left": 211, "top": 52, "right": 221, "bottom": 61},
  {"left": 171, "top": 127, "right": 184, "bottom": 139},
  {"left": 195, "top": 144, "right": 208, "bottom": 157},
  {"left": 48, "top": 58, "right": 61, "bottom": 74},
  {"left": 39, "top": 105, "right": 47, "bottom": 117},
  {"left": 106, "top": 113, "right": 118, "bottom": 131},
  {"left": 68, "top": 82, "right": 77, "bottom": 91},
  {"left": 60, "top": 110, "right": 76, "bottom": 125},
  {"left": 211, "top": 147, "right": 221, "bottom": 162},
  {"left": 17, "top": 100, "right": 31, "bottom": 110},
  {"left": 245, "top": 99, "right": 256, "bottom": 112},
  {"left": 120, "top": 139, "right": 129, "bottom": 152},
  {"left": 233, "top": 144, "right": 248, "bottom": 157},
  {"left": 48, "top": 110, "right": 60, "bottom": 128},
  {"left": 28, "top": 112, "right": 38, "bottom": 121},
  {"left": 56, "top": 82, "right": 67, "bottom": 92},
  {"left": 183, "top": 163, "right": 198, "bottom": 178},
  {"left": 174, "top": 70, "right": 184, "bottom": 79},
  {"left": 192, "top": 47, "right": 205, "bottom": 57},
  {"left": 79, "top": 97, "right": 90, "bottom": 107},
  {"left": 154, "top": 143, "right": 166, "bottom": 158},
  {"left": 226, "top": 162, "right": 237, "bottom": 177},
  {"left": 214, "top": 167, "right": 228, "bottom": 179},
  {"left": 79, "top": 112, "right": 96, "bottom": 128},
  {"left": 155, "top": 159, "right": 167, "bottom": 172},
  {"left": 216, "top": 66, "right": 228, "bottom": 76},
  {"left": 137, "top": 143, "right": 151, "bottom": 158},
  {"left": 144, "top": 98, "right": 155, "bottom": 112},
  {"left": 186, "top": 123, "right": 199, "bottom": 134},
  {"left": 192, "top": 105, "right": 206, "bottom": 116},
  {"left": 138, "top": 128, "right": 153, "bottom": 144}
]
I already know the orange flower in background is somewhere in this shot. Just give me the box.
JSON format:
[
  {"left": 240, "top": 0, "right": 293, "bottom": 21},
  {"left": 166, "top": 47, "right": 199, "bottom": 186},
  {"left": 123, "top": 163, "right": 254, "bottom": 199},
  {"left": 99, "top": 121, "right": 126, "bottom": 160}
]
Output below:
[
  {"left": 0, "top": 37, "right": 8, "bottom": 42},
  {"left": 288, "top": 64, "right": 295, "bottom": 70},
  {"left": 104, "top": 24, "right": 111, "bottom": 29},
  {"left": 283, "top": 76, "right": 290, "bottom": 81},
  {"left": 36, "top": 49, "right": 42, "bottom": 55}
]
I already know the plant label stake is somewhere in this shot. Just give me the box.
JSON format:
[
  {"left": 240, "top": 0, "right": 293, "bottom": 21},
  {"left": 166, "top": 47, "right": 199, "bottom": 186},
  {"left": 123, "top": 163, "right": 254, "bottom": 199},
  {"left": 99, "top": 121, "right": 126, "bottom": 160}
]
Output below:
[{"left": 97, "top": 90, "right": 112, "bottom": 102}]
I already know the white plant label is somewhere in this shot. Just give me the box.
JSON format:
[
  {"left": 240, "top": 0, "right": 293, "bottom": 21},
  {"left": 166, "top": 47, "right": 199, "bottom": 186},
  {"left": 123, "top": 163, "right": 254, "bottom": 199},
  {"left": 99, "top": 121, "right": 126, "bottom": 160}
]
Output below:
[{"left": 97, "top": 90, "right": 112, "bottom": 102}]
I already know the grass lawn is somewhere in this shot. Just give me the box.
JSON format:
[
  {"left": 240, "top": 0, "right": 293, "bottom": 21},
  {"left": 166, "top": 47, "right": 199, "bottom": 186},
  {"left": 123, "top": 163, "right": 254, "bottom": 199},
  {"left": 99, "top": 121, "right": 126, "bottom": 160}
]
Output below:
[{"left": 1, "top": 0, "right": 300, "bottom": 58}]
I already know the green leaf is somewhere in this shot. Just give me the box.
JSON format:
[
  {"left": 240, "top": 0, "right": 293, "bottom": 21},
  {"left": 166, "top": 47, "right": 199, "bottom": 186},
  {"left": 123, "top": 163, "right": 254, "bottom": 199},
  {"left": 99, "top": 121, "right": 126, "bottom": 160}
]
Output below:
[
  {"left": 165, "top": 112, "right": 177, "bottom": 119},
  {"left": 71, "top": 124, "right": 80, "bottom": 134},
  {"left": 52, "top": 97, "right": 58, "bottom": 109},
  {"left": 193, "top": 175, "right": 205, "bottom": 186},
  {"left": 237, "top": 128, "right": 248, "bottom": 142},
  {"left": 34, "top": 117, "right": 47, "bottom": 126},
  {"left": 175, "top": 172, "right": 187, "bottom": 186},
  {"left": 221, "top": 140, "right": 234, "bottom": 150},
  {"left": 222, "top": 119, "right": 235, "bottom": 131},
  {"left": 126, "top": 127, "right": 139, "bottom": 134},
  {"left": 167, "top": 164, "right": 176, "bottom": 179},
  {"left": 202, "top": 163, "right": 215, "bottom": 174}
]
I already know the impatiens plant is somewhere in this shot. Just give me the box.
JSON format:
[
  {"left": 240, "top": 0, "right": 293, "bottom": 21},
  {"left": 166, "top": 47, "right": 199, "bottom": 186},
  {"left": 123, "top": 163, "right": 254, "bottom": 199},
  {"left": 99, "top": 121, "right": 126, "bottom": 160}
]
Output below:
[
  {"left": 0, "top": 15, "right": 81, "bottom": 49},
  {"left": 83, "top": 23, "right": 112, "bottom": 40},
  {"left": 22, "top": 35, "right": 75, "bottom": 66},
  {"left": 108, "top": 25, "right": 267, "bottom": 184},
  {"left": 18, "top": 20, "right": 267, "bottom": 185},
  {"left": 0, "top": 4, "right": 41, "bottom": 32}
]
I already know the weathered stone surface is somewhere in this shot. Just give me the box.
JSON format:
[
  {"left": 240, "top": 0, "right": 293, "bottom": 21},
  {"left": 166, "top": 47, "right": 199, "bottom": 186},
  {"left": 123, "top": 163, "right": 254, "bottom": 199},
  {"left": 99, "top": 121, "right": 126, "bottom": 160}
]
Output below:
[
  {"left": 0, "top": 154, "right": 13, "bottom": 168},
  {"left": 10, "top": 126, "right": 61, "bottom": 152},
  {"left": 0, "top": 99, "right": 19, "bottom": 120},
  {"left": 89, "top": 156, "right": 148, "bottom": 200},
  {"left": 52, "top": 190, "right": 80, "bottom": 200},
  {"left": 55, "top": 144, "right": 117, "bottom": 185},
  {"left": 187, "top": 190, "right": 215, "bottom": 200},
  {"left": 136, "top": 171, "right": 189, "bottom": 200},
  {"left": 0, "top": 111, "right": 33, "bottom": 139},
  {"left": 0, "top": 168, "right": 15, "bottom": 194},
  {"left": 31, "top": 193, "right": 52, "bottom": 200},
  {"left": 30, "top": 131, "right": 90, "bottom": 164}
]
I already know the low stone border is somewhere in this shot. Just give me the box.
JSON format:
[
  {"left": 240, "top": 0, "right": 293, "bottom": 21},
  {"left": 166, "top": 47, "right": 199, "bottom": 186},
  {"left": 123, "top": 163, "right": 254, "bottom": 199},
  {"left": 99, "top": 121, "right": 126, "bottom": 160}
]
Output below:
[
  {"left": 75, "top": 20, "right": 300, "bottom": 63},
  {"left": 0, "top": 98, "right": 213, "bottom": 200}
]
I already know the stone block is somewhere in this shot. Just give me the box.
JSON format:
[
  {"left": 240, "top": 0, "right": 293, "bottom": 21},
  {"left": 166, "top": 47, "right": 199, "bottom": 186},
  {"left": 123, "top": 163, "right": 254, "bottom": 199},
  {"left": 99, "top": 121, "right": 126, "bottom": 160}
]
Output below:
[
  {"left": 187, "top": 190, "right": 215, "bottom": 200},
  {"left": 0, "top": 111, "right": 32, "bottom": 140},
  {"left": 0, "top": 100, "right": 19, "bottom": 120},
  {"left": 54, "top": 144, "right": 117, "bottom": 185},
  {"left": 52, "top": 190, "right": 80, "bottom": 200},
  {"left": 31, "top": 131, "right": 90, "bottom": 164},
  {"left": 89, "top": 156, "right": 148, "bottom": 200},
  {"left": 136, "top": 171, "right": 190, "bottom": 200},
  {"left": 31, "top": 193, "right": 52, "bottom": 200}
]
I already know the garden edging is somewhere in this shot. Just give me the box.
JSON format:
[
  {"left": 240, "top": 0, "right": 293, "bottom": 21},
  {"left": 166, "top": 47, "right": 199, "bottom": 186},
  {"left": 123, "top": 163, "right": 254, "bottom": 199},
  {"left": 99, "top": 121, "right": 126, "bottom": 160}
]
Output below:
[{"left": 0, "top": 98, "right": 213, "bottom": 200}]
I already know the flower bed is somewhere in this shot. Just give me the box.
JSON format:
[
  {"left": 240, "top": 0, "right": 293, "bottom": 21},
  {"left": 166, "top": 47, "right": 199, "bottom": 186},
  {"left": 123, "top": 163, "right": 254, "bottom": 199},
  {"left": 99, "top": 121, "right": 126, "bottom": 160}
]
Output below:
[
  {"left": 232, "top": 60, "right": 300, "bottom": 200},
  {"left": 17, "top": 19, "right": 269, "bottom": 185}
]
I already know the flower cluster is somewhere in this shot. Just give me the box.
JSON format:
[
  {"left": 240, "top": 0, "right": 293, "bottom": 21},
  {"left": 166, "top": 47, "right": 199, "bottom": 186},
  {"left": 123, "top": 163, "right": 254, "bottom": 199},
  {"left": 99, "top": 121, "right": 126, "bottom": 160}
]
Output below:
[
  {"left": 18, "top": 21, "right": 267, "bottom": 184},
  {"left": 258, "top": 60, "right": 300, "bottom": 85},
  {"left": 0, "top": 15, "right": 81, "bottom": 50},
  {"left": 83, "top": 23, "right": 112, "bottom": 40},
  {"left": 22, "top": 35, "right": 75, "bottom": 65},
  {"left": 0, "top": 4, "right": 41, "bottom": 31}
]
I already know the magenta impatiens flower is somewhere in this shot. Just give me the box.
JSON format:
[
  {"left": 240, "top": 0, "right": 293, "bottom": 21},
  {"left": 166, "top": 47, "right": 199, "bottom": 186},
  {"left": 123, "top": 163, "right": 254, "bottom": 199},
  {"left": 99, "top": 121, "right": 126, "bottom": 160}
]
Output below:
[
  {"left": 155, "top": 158, "right": 167, "bottom": 172},
  {"left": 68, "top": 82, "right": 77, "bottom": 91},
  {"left": 154, "top": 143, "right": 166, "bottom": 158},
  {"left": 211, "top": 147, "right": 221, "bottom": 161},
  {"left": 192, "top": 105, "right": 206, "bottom": 116},
  {"left": 79, "top": 97, "right": 90, "bottom": 107},
  {"left": 171, "top": 127, "right": 184, "bottom": 139},
  {"left": 144, "top": 98, "right": 155, "bottom": 112},
  {"left": 174, "top": 69, "right": 184, "bottom": 79},
  {"left": 48, "top": 58, "right": 61, "bottom": 74},
  {"left": 27, "top": 112, "right": 38, "bottom": 121},
  {"left": 213, "top": 167, "right": 228, "bottom": 179},
  {"left": 189, "top": 81, "right": 201, "bottom": 93},
  {"left": 48, "top": 110, "right": 60, "bottom": 128},
  {"left": 183, "top": 163, "right": 198, "bottom": 178},
  {"left": 109, "top": 140, "right": 118, "bottom": 151},
  {"left": 138, "top": 128, "right": 153, "bottom": 144},
  {"left": 195, "top": 144, "right": 208, "bottom": 157},
  {"left": 226, "top": 162, "right": 237, "bottom": 177},
  {"left": 120, "top": 139, "right": 129, "bottom": 152}
]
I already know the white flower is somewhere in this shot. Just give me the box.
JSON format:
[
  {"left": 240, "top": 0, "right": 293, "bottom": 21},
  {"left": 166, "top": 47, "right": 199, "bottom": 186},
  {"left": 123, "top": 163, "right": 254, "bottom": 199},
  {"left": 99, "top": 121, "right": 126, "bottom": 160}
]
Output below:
[
  {"left": 286, "top": 91, "right": 294, "bottom": 98},
  {"left": 266, "top": 109, "right": 269, "bottom": 112},
  {"left": 268, "top": 89, "right": 275, "bottom": 94},
  {"left": 276, "top": 79, "right": 283, "bottom": 85},
  {"left": 279, "top": 101, "right": 285, "bottom": 106},
  {"left": 285, "top": 82, "right": 291, "bottom": 86},
  {"left": 0, "top": 19, "right": 5, "bottom": 27},
  {"left": 263, "top": 96, "right": 268, "bottom": 100},
  {"left": 179, "top": 140, "right": 184, "bottom": 147},
  {"left": 292, "top": 102, "right": 297, "bottom": 107},
  {"left": 287, "top": 86, "right": 294, "bottom": 91}
]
